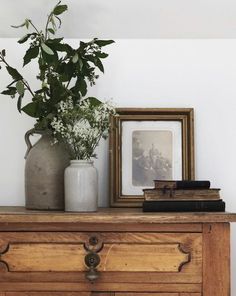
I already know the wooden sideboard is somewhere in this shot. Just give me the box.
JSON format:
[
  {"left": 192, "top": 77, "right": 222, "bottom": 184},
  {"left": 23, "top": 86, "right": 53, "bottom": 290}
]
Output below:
[{"left": 0, "top": 207, "right": 235, "bottom": 296}]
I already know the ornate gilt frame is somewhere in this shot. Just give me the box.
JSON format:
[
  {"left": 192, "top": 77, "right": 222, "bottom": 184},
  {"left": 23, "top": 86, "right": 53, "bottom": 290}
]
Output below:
[{"left": 109, "top": 108, "right": 195, "bottom": 207}]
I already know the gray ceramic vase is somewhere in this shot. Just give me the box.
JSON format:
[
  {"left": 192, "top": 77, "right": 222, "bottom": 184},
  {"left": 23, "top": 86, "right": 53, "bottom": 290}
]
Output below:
[{"left": 24, "top": 129, "right": 70, "bottom": 210}]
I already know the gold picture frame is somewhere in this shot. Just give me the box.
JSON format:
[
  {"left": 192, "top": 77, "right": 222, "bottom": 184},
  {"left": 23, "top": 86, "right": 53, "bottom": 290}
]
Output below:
[{"left": 109, "top": 108, "right": 195, "bottom": 207}]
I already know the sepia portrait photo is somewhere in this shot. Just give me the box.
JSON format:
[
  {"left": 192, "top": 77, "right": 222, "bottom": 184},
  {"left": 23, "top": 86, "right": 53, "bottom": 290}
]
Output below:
[{"left": 132, "top": 130, "right": 172, "bottom": 187}]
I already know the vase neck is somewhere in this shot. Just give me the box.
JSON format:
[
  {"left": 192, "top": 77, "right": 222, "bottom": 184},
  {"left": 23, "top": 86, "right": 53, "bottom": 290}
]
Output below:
[
  {"left": 34, "top": 129, "right": 52, "bottom": 136},
  {"left": 70, "top": 160, "right": 93, "bottom": 166}
]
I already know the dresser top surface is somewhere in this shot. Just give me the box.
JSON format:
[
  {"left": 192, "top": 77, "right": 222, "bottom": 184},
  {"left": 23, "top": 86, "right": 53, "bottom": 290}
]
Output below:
[{"left": 0, "top": 206, "right": 235, "bottom": 224}]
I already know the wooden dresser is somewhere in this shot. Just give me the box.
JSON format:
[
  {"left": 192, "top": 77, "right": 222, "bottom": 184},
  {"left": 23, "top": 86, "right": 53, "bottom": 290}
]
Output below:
[{"left": 0, "top": 207, "right": 235, "bottom": 296}]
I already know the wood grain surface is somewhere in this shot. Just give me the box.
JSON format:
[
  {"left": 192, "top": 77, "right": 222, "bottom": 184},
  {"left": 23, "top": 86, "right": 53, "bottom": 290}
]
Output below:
[
  {"left": 114, "top": 294, "right": 201, "bottom": 296},
  {"left": 4, "top": 294, "right": 90, "bottom": 296},
  {"left": 0, "top": 282, "right": 202, "bottom": 292},
  {"left": 203, "top": 223, "right": 230, "bottom": 296},
  {"left": 0, "top": 293, "right": 202, "bottom": 296},
  {"left": 0, "top": 207, "right": 235, "bottom": 225}
]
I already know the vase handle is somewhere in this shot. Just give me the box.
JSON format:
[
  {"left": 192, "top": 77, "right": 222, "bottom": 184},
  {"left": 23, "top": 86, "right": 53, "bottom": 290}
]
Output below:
[{"left": 24, "top": 128, "right": 36, "bottom": 159}]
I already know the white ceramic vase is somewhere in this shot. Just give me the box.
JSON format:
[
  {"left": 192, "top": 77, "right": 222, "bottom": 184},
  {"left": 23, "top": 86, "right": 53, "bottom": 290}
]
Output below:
[{"left": 64, "top": 160, "right": 98, "bottom": 212}]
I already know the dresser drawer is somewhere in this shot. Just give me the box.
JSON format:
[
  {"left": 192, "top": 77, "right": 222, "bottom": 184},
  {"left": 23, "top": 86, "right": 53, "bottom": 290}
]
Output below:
[{"left": 0, "top": 232, "right": 202, "bottom": 292}]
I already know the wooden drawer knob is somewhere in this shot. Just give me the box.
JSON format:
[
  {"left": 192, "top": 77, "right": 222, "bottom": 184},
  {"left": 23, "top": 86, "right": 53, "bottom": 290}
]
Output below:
[{"left": 84, "top": 252, "right": 100, "bottom": 282}]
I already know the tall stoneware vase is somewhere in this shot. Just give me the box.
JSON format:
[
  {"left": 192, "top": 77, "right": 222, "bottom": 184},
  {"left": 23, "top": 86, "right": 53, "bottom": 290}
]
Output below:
[
  {"left": 25, "top": 129, "right": 70, "bottom": 210},
  {"left": 64, "top": 160, "right": 98, "bottom": 212}
]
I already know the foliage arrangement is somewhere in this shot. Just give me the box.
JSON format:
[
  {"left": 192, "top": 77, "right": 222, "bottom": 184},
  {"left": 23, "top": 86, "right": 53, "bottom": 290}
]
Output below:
[
  {"left": 51, "top": 98, "right": 115, "bottom": 159},
  {"left": 0, "top": 1, "right": 114, "bottom": 131}
]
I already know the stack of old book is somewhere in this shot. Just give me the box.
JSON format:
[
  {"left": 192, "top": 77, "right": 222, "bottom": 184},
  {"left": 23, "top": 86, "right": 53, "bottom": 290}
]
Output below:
[{"left": 143, "top": 180, "right": 225, "bottom": 212}]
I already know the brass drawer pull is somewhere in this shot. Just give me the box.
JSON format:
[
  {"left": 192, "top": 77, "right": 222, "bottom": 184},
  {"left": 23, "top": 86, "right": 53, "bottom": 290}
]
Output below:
[
  {"left": 84, "top": 252, "right": 100, "bottom": 282},
  {"left": 84, "top": 234, "right": 103, "bottom": 253}
]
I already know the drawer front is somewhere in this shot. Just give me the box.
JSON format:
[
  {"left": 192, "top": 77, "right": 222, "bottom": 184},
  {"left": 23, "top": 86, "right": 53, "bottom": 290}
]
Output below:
[{"left": 0, "top": 232, "right": 202, "bottom": 289}]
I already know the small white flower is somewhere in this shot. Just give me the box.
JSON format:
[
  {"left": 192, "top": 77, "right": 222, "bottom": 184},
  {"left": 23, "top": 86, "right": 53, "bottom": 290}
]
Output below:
[{"left": 51, "top": 98, "right": 115, "bottom": 159}]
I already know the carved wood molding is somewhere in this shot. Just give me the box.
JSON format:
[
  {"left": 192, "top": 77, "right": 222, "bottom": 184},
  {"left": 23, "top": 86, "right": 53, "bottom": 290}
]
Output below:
[
  {"left": 178, "top": 243, "right": 191, "bottom": 272},
  {"left": 0, "top": 243, "right": 10, "bottom": 271}
]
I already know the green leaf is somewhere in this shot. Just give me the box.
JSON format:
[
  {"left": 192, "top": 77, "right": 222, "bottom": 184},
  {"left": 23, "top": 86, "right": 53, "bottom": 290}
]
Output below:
[
  {"left": 23, "top": 46, "right": 39, "bottom": 66},
  {"left": 18, "top": 33, "right": 36, "bottom": 44},
  {"left": 78, "top": 58, "right": 83, "bottom": 70},
  {"left": 50, "top": 15, "right": 57, "bottom": 30},
  {"left": 35, "top": 88, "right": 45, "bottom": 94},
  {"left": 53, "top": 5, "right": 68, "bottom": 15},
  {"left": 48, "top": 76, "right": 67, "bottom": 103},
  {"left": 47, "top": 38, "right": 63, "bottom": 44},
  {"left": 97, "top": 52, "right": 109, "bottom": 59},
  {"left": 11, "top": 19, "right": 31, "bottom": 29},
  {"left": 47, "top": 28, "right": 55, "bottom": 35},
  {"left": 11, "top": 21, "right": 26, "bottom": 29},
  {"left": 6, "top": 66, "right": 23, "bottom": 80},
  {"left": 41, "top": 49, "right": 58, "bottom": 65},
  {"left": 96, "top": 59, "right": 104, "bottom": 73},
  {"left": 1, "top": 87, "right": 17, "bottom": 96},
  {"left": 41, "top": 43, "right": 54, "bottom": 55},
  {"left": 16, "top": 80, "right": 25, "bottom": 95},
  {"left": 64, "top": 62, "right": 75, "bottom": 80},
  {"left": 72, "top": 53, "right": 79, "bottom": 63},
  {"left": 21, "top": 102, "right": 38, "bottom": 117},
  {"left": 7, "top": 80, "right": 17, "bottom": 88},
  {"left": 25, "top": 19, "right": 30, "bottom": 29},
  {"left": 55, "top": 16, "right": 62, "bottom": 28},
  {"left": 17, "top": 95, "right": 23, "bottom": 112},
  {"left": 76, "top": 78, "right": 87, "bottom": 97},
  {"left": 94, "top": 39, "right": 115, "bottom": 47},
  {"left": 18, "top": 34, "right": 30, "bottom": 44},
  {"left": 51, "top": 43, "right": 73, "bottom": 54},
  {"left": 1, "top": 49, "right": 6, "bottom": 57},
  {"left": 85, "top": 97, "right": 102, "bottom": 107}
]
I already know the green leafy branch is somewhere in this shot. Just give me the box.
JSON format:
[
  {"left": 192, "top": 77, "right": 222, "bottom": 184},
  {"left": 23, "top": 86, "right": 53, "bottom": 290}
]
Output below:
[
  {"left": 0, "top": 1, "right": 114, "bottom": 131},
  {"left": 0, "top": 49, "right": 35, "bottom": 112}
]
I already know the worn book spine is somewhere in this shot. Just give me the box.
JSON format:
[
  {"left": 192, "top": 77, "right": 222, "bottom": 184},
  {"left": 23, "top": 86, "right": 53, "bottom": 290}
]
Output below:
[
  {"left": 143, "top": 188, "right": 221, "bottom": 201},
  {"left": 154, "top": 180, "right": 211, "bottom": 189},
  {"left": 142, "top": 200, "right": 225, "bottom": 212}
]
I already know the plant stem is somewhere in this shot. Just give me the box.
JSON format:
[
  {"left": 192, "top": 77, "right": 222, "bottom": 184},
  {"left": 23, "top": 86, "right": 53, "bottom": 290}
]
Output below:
[
  {"left": 45, "top": 13, "right": 53, "bottom": 40},
  {"left": 45, "top": 1, "right": 61, "bottom": 39},
  {"left": 0, "top": 55, "right": 10, "bottom": 67},
  {"left": 22, "top": 80, "right": 35, "bottom": 97},
  {"left": 90, "top": 132, "right": 103, "bottom": 157},
  {"left": 28, "top": 20, "right": 41, "bottom": 35},
  {"left": 65, "top": 78, "right": 72, "bottom": 89}
]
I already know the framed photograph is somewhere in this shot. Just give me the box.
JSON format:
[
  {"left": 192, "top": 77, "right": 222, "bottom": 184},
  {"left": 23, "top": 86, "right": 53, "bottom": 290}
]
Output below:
[{"left": 109, "top": 108, "right": 195, "bottom": 207}]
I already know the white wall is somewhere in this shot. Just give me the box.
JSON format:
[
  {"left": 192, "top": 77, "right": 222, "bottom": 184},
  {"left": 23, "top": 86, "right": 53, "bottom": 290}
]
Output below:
[
  {"left": 1, "top": 0, "right": 236, "bottom": 38},
  {"left": 0, "top": 38, "right": 236, "bottom": 292}
]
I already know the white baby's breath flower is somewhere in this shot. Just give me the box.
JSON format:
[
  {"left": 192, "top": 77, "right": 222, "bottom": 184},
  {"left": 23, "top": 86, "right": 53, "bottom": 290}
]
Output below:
[
  {"left": 57, "top": 98, "right": 74, "bottom": 113},
  {"left": 51, "top": 98, "right": 115, "bottom": 159}
]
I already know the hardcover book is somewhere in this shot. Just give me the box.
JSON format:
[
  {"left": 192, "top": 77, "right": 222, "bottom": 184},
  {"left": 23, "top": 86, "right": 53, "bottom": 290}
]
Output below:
[
  {"left": 143, "top": 188, "right": 221, "bottom": 201},
  {"left": 154, "top": 180, "right": 211, "bottom": 190},
  {"left": 143, "top": 200, "right": 225, "bottom": 212}
]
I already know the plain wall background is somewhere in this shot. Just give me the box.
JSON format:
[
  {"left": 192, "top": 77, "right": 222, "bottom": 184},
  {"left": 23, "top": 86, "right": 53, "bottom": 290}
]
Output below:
[{"left": 1, "top": 0, "right": 236, "bottom": 38}]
